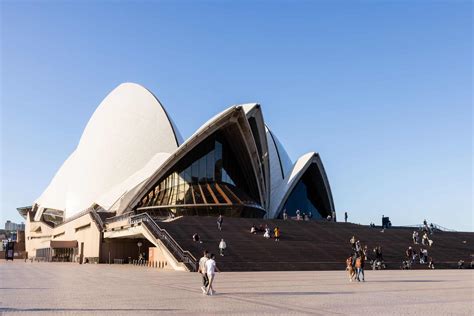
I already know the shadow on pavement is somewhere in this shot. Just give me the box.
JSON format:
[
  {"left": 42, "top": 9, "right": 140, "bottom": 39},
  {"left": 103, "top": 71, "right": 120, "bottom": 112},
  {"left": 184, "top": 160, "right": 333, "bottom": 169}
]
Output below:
[
  {"left": 0, "top": 308, "right": 181, "bottom": 312},
  {"left": 219, "top": 291, "right": 354, "bottom": 296}
]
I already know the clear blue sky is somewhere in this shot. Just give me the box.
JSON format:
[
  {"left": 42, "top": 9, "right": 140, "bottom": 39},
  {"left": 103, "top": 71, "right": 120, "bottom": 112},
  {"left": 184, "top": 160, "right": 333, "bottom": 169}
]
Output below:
[{"left": 1, "top": 1, "right": 472, "bottom": 231}]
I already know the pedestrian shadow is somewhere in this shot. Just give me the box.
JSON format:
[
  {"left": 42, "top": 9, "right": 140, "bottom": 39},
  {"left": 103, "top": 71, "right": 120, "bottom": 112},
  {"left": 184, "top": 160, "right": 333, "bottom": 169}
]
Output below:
[
  {"left": 220, "top": 291, "right": 354, "bottom": 296},
  {"left": 0, "top": 288, "right": 49, "bottom": 290},
  {"left": 0, "top": 308, "right": 182, "bottom": 312},
  {"left": 368, "top": 280, "right": 444, "bottom": 283}
]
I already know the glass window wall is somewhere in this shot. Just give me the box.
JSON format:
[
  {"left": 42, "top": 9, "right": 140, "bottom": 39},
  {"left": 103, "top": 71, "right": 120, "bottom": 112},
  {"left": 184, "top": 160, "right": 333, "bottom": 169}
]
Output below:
[{"left": 138, "top": 131, "right": 261, "bottom": 213}]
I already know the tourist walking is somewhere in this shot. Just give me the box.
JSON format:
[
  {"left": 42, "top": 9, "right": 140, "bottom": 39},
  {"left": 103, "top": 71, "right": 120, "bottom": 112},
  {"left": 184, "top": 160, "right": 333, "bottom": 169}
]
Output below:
[
  {"left": 344, "top": 212, "right": 348, "bottom": 223},
  {"left": 422, "top": 248, "right": 429, "bottom": 263},
  {"left": 198, "top": 250, "right": 209, "bottom": 293},
  {"left": 412, "top": 231, "right": 418, "bottom": 244},
  {"left": 350, "top": 236, "right": 356, "bottom": 250},
  {"left": 355, "top": 255, "right": 365, "bottom": 282},
  {"left": 263, "top": 226, "right": 271, "bottom": 238},
  {"left": 428, "top": 257, "right": 435, "bottom": 269},
  {"left": 422, "top": 232, "right": 431, "bottom": 246},
  {"left": 205, "top": 254, "right": 220, "bottom": 295},
  {"left": 363, "top": 245, "right": 369, "bottom": 261},
  {"left": 346, "top": 256, "right": 356, "bottom": 282},
  {"left": 406, "top": 246, "right": 413, "bottom": 261},
  {"left": 419, "top": 248, "right": 425, "bottom": 263},
  {"left": 274, "top": 227, "right": 280, "bottom": 241},
  {"left": 219, "top": 238, "right": 227, "bottom": 256},
  {"left": 193, "top": 233, "right": 202, "bottom": 243},
  {"left": 217, "top": 215, "right": 223, "bottom": 231}
]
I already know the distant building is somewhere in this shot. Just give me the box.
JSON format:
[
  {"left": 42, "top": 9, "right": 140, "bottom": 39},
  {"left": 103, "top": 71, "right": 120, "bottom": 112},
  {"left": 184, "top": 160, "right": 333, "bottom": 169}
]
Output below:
[{"left": 4, "top": 220, "right": 25, "bottom": 231}]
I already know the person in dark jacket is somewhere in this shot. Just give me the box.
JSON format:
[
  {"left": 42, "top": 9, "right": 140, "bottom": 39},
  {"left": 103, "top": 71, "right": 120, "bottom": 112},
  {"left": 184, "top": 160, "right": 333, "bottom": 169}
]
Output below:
[{"left": 217, "top": 215, "right": 223, "bottom": 231}]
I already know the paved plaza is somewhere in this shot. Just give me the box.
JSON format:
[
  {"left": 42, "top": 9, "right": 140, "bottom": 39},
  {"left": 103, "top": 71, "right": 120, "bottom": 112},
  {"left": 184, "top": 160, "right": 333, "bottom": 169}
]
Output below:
[{"left": 0, "top": 261, "right": 473, "bottom": 315}]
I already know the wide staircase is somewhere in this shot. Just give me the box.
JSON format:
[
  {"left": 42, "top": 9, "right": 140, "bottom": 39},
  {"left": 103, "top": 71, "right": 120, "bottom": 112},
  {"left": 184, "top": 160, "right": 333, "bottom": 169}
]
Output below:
[{"left": 151, "top": 216, "right": 474, "bottom": 271}]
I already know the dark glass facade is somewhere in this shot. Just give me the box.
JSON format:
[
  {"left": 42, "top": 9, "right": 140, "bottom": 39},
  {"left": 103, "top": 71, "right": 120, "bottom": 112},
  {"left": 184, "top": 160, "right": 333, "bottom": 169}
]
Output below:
[
  {"left": 137, "top": 131, "right": 264, "bottom": 217},
  {"left": 278, "top": 163, "right": 332, "bottom": 220}
]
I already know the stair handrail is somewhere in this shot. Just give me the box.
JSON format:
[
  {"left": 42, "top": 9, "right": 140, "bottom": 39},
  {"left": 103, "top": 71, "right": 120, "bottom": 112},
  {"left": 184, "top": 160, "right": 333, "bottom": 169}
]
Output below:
[
  {"left": 401, "top": 223, "right": 457, "bottom": 232},
  {"left": 430, "top": 223, "right": 457, "bottom": 232},
  {"left": 105, "top": 211, "right": 135, "bottom": 224},
  {"left": 129, "top": 212, "right": 197, "bottom": 271}
]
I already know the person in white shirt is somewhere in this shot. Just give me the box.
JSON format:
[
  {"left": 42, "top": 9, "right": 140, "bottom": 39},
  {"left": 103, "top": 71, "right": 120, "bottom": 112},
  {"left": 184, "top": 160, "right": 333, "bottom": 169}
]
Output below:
[
  {"left": 250, "top": 225, "right": 256, "bottom": 234},
  {"left": 219, "top": 239, "right": 227, "bottom": 256},
  {"left": 412, "top": 231, "right": 419, "bottom": 244},
  {"left": 205, "top": 254, "right": 220, "bottom": 295},
  {"left": 263, "top": 228, "right": 270, "bottom": 239},
  {"left": 198, "top": 250, "right": 209, "bottom": 294}
]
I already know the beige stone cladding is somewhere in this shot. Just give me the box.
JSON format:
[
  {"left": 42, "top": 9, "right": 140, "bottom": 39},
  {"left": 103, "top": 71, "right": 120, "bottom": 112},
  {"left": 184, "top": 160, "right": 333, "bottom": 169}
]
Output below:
[
  {"left": 25, "top": 212, "right": 101, "bottom": 261},
  {"left": 25, "top": 212, "right": 54, "bottom": 257}
]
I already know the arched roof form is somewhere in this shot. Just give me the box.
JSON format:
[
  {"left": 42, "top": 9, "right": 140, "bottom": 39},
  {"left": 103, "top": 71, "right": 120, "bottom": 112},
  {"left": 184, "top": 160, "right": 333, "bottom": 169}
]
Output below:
[
  {"left": 35, "top": 83, "right": 181, "bottom": 219},
  {"left": 266, "top": 127, "right": 293, "bottom": 179},
  {"left": 122, "top": 105, "right": 267, "bottom": 214},
  {"left": 266, "top": 126, "right": 293, "bottom": 213},
  {"left": 34, "top": 152, "right": 77, "bottom": 219},
  {"left": 268, "top": 152, "right": 335, "bottom": 219},
  {"left": 96, "top": 152, "right": 171, "bottom": 212},
  {"left": 241, "top": 103, "right": 270, "bottom": 209}
]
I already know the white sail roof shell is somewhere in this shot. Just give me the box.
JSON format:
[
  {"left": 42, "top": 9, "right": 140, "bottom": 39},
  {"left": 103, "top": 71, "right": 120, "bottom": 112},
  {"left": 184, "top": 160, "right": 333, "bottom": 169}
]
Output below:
[
  {"left": 95, "top": 152, "right": 171, "bottom": 212},
  {"left": 266, "top": 126, "right": 293, "bottom": 213},
  {"left": 35, "top": 83, "right": 180, "bottom": 218},
  {"left": 268, "top": 152, "right": 315, "bottom": 218}
]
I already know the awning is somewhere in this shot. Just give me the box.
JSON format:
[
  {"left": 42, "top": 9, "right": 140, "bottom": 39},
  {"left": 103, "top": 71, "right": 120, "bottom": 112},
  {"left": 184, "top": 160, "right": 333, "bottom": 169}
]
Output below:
[{"left": 50, "top": 240, "right": 78, "bottom": 248}]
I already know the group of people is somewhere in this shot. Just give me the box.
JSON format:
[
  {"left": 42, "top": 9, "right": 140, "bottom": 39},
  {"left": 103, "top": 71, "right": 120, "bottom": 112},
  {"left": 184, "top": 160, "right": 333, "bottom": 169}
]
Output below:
[
  {"left": 192, "top": 215, "right": 228, "bottom": 258},
  {"left": 403, "top": 246, "right": 433, "bottom": 269},
  {"left": 282, "top": 209, "right": 313, "bottom": 221},
  {"left": 250, "top": 224, "right": 280, "bottom": 241},
  {"left": 198, "top": 250, "right": 220, "bottom": 296},
  {"left": 403, "top": 219, "right": 436, "bottom": 269},
  {"left": 346, "top": 236, "right": 369, "bottom": 282},
  {"left": 194, "top": 216, "right": 228, "bottom": 296},
  {"left": 412, "top": 230, "right": 434, "bottom": 247},
  {"left": 345, "top": 235, "right": 389, "bottom": 282},
  {"left": 422, "top": 219, "right": 435, "bottom": 235},
  {"left": 193, "top": 234, "right": 227, "bottom": 256}
]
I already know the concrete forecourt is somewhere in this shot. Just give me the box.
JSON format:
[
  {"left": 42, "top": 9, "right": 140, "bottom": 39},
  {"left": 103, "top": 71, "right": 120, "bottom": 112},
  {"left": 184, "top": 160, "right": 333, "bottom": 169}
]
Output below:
[{"left": 1, "top": 262, "right": 472, "bottom": 315}]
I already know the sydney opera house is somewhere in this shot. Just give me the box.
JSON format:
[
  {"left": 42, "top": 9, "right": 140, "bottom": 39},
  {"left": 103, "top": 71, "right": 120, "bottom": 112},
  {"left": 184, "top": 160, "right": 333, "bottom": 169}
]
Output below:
[{"left": 18, "top": 83, "right": 335, "bottom": 269}]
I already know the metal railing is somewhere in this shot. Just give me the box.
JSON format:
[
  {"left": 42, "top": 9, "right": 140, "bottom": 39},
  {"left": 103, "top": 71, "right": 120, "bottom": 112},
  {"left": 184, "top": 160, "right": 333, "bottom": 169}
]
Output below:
[
  {"left": 129, "top": 213, "right": 197, "bottom": 272},
  {"left": 401, "top": 223, "right": 457, "bottom": 232},
  {"left": 105, "top": 211, "right": 135, "bottom": 224}
]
